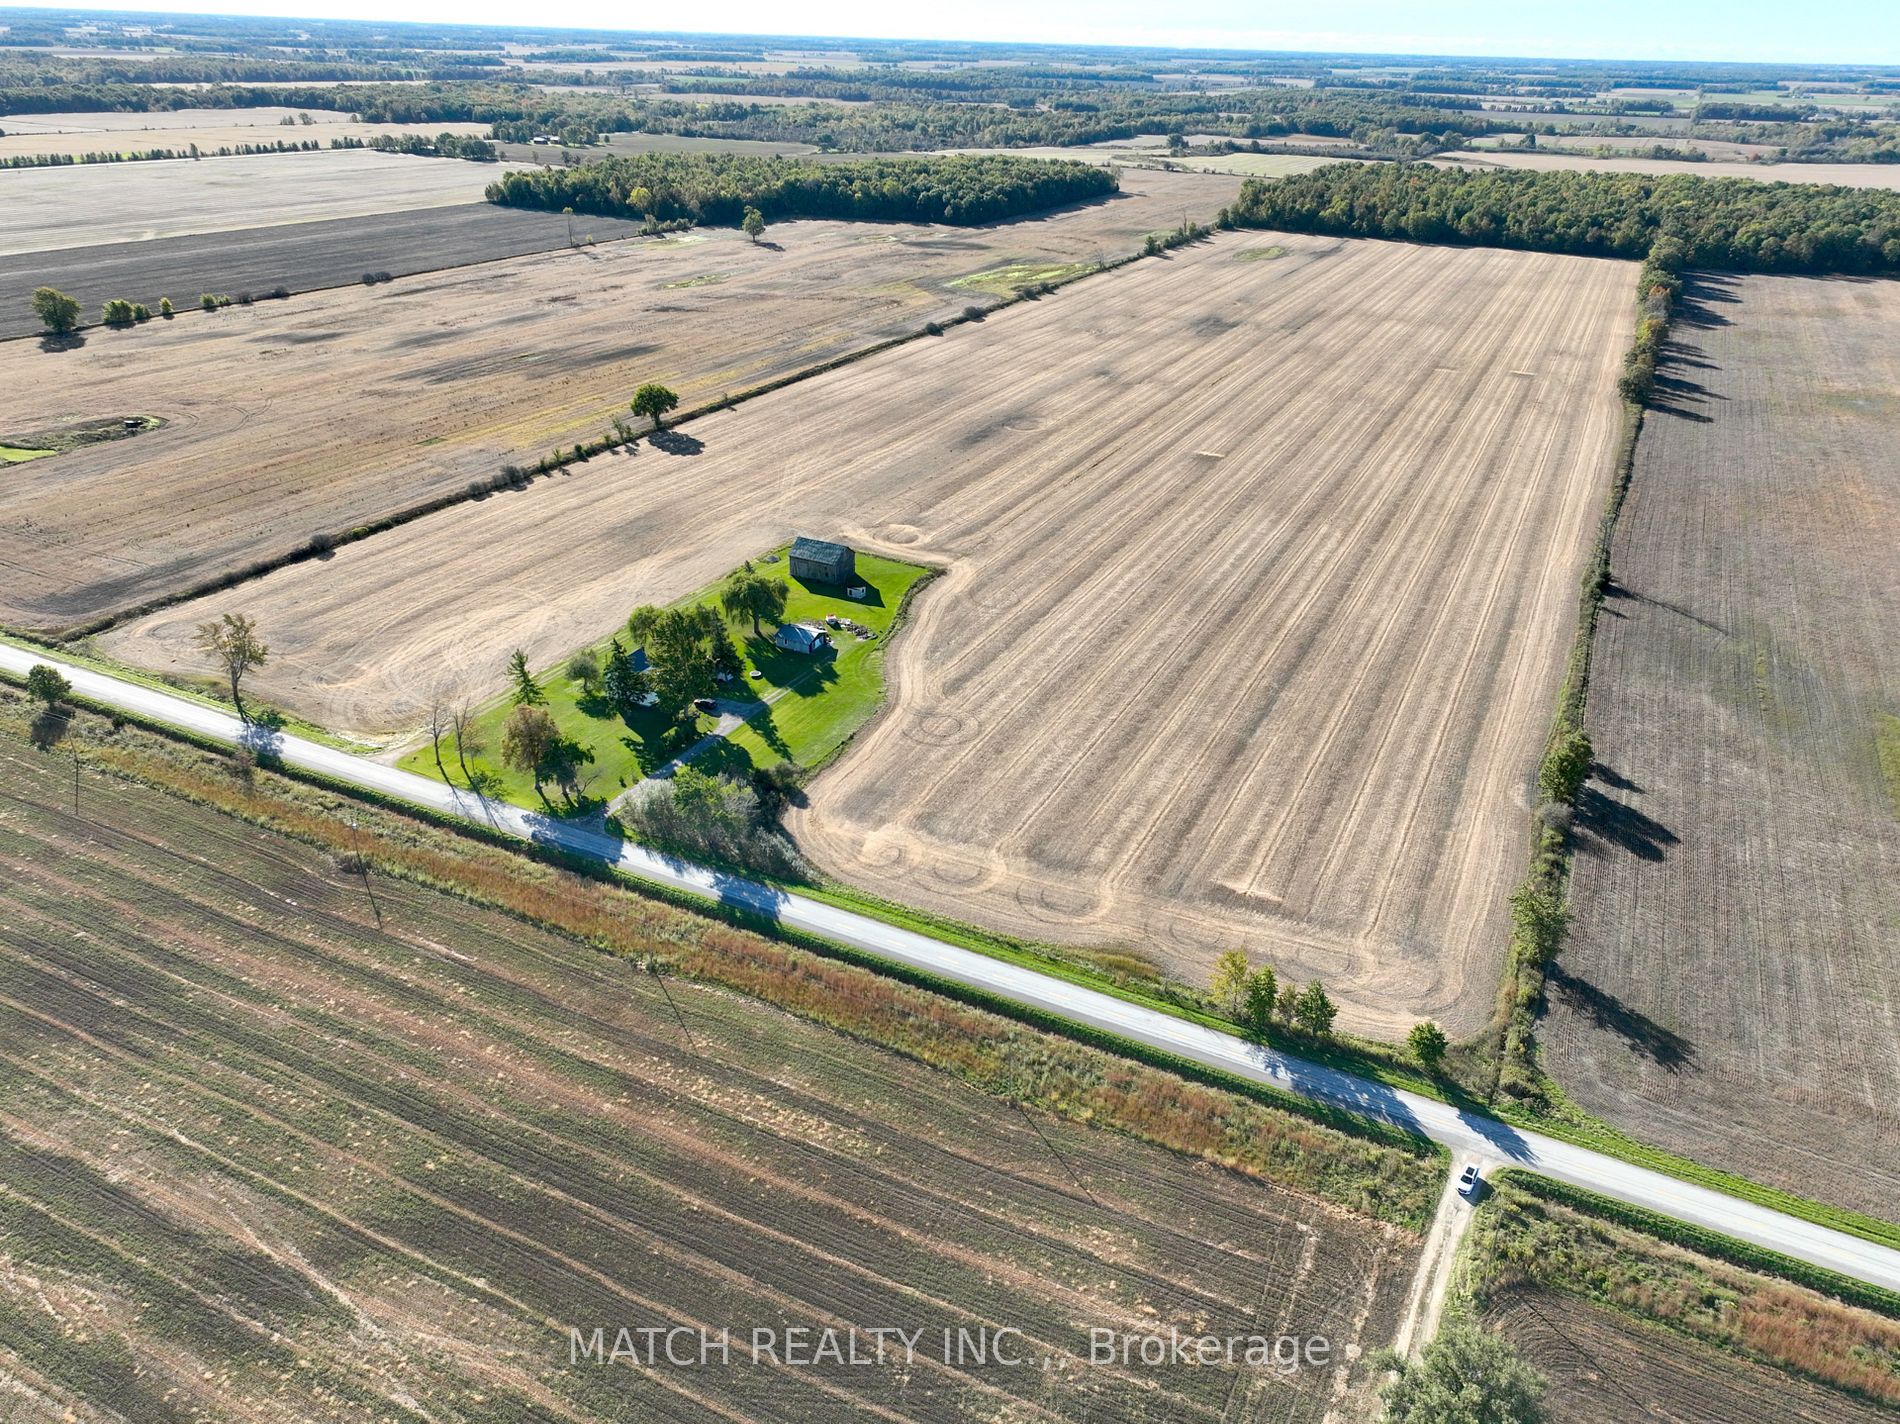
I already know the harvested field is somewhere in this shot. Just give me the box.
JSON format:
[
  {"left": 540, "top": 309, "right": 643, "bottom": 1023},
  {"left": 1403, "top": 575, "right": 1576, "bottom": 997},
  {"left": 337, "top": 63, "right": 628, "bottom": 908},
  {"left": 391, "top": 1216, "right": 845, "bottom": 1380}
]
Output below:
[
  {"left": 0, "top": 203, "right": 651, "bottom": 339},
  {"left": 109, "top": 231, "right": 1633, "bottom": 1033},
  {"left": 0, "top": 119, "right": 492, "bottom": 161},
  {"left": 1437, "top": 148, "right": 1900, "bottom": 189},
  {"left": 1469, "top": 1174, "right": 1900, "bottom": 1423},
  {"left": 1485, "top": 1289, "right": 1896, "bottom": 1424},
  {"left": 2, "top": 167, "right": 1237, "bottom": 628},
  {"left": 1544, "top": 273, "right": 1900, "bottom": 1220},
  {"left": 0, "top": 107, "right": 357, "bottom": 132},
  {"left": 0, "top": 149, "right": 499, "bottom": 255},
  {"left": 0, "top": 719, "right": 1417, "bottom": 1423}
]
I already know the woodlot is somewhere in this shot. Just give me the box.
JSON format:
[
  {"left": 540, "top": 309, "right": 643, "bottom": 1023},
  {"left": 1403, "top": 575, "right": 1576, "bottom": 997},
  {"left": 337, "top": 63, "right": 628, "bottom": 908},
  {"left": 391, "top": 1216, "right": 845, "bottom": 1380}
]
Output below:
[
  {"left": 0, "top": 721, "right": 1416, "bottom": 1424},
  {"left": 1543, "top": 272, "right": 1900, "bottom": 1220},
  {"left": 108, "top": 231, "right": 1633, "bottom": 1035},
  {"left": 0, "top": 166, "right": 1236, "bottom": 628}
]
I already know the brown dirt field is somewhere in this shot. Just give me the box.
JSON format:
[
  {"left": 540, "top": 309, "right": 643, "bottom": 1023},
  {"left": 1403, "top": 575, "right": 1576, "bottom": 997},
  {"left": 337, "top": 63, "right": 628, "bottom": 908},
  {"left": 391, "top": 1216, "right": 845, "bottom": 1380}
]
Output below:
[
  {"left": 0, "top": 119, "right": 493, "bottom": 161},
  {"left": 0, "top": 166, "right": 1236, "bottom": 629},
  {"left": 107, "top": 231, "right": 1632, "bottom": 1034},
  {"left": 1437, "top": 148, "right": 1900, "bottom": 189},
  {"left": 1485, "top": 1288, "right": 1896, "bottom": 1424},
  {"left": 0, "top": 149, "right": 501, "bottom": 255},
  {"left": 0, "top": 724, "right": 1415, "bottom": 1423},
  {"left": 1542, "top": 273, "right": 1900, "bottom": 1221}
]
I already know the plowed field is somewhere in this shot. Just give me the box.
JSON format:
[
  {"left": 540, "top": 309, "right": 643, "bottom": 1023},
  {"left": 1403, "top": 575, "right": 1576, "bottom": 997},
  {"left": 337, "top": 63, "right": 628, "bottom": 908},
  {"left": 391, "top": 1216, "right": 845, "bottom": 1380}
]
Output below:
[
  {"left": 109, "top": 232, "right": 1633, "bottom": 1032},
  {"left": 1, "top": 166, "right": 1236, "bottom": 627},
  {"left": 0, "top": 725, "right": 1414, "bottom": 1423},
  {"left": 1544, "top": 273, "right": 1900, "bottom": 1219},
  {"left": 1486, "top": 1289, "right": 1896, "bottom": 1424}
]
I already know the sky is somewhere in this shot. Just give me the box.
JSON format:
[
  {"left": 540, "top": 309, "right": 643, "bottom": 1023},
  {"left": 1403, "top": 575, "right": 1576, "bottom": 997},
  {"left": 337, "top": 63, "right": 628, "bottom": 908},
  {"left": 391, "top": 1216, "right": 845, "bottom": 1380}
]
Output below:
[{"left": 10, "top": 0, "right": 1898, "bottom": 65}]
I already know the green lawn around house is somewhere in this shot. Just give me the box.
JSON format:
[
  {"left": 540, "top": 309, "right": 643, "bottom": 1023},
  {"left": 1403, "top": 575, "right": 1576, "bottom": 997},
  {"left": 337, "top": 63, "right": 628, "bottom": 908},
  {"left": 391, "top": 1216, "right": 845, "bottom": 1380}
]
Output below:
[{"left": 397, "top": 546, "right": 933, "bottom": 811}]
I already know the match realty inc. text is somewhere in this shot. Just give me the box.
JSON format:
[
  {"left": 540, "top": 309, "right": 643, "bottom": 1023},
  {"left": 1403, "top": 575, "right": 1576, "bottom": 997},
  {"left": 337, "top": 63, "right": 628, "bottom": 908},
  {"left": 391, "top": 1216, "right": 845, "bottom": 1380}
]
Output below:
[{"left": 570, "top": 1324, "right": 1336, "bottom": 1372}]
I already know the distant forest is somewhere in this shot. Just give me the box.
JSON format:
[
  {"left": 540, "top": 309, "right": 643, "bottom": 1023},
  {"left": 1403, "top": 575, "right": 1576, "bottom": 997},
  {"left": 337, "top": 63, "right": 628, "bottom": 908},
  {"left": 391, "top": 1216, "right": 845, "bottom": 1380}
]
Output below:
[
  {"left": 1230, "top": 163, "right": 1900, "bottom": 272},
  {"left": 484, "top": 152, "right": 1119, "bottom": 226}
]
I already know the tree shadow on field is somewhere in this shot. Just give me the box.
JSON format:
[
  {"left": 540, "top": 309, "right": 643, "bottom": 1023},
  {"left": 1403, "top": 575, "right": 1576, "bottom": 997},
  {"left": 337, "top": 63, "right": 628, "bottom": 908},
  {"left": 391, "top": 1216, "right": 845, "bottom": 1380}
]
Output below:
[
  {"left": 1675, "top": 272, "right": 1739, "bottom": 328},
  {"left": 649, "top": 428, "right": 705, "bottom": 457},
  {"left": 1547, "top": 965, "right": 1696, "bottom": 1072},
  {"left": 1571, "top": 774, "right": 1678, "bottom": 864},
  {"left": 38, "top": 332, "right": 86, "bottom": 354}
]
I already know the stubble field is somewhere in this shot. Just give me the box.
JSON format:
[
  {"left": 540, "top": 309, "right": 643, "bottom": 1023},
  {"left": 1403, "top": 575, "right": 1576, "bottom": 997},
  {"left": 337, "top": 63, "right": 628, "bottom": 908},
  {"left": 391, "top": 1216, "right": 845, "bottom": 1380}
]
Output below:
[
  {"left": 0, "top": 148, "right": 501, "bottom": 255},
  {"left": 1436, "top": 149, "right": 1900, "bottom": 189},
  {"left": 0, "top": 721, "right": 1417, "bottom": 1423},
  {"left": 1, "top": 166, "right": 1237, "bottom": 628},
  {"left": 1469, "top": 1176, "right": 1900, "bottom": 1423},
  {"left": 0, "top": 203, "right": 654, "bottom": 339},
  {"left": 108, "top": 231, "right": 1633, "bottom": 1033},
  {"left": 1543, "top": 273, "right": 1900, "bottom": 1220},
  {"left": 0, "top": 118, "right": 493, "bottom": 161},
  {"left": 1486, "top": 1290, "right": 1897, "bottom": 1423}
]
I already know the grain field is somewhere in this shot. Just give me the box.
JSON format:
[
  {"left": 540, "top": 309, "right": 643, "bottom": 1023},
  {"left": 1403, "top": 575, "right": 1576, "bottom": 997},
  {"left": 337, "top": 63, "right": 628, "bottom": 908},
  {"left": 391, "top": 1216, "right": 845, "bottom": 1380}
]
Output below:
[
  {"left": 0, "top": 167, "right": 1236, "bottom": 628},
  {"left": 109, "top": 232, "right": 1632, "bottom": 1033},
  {"left": 1544, "top": 272, "right": 1900, "bottom": 1219}
]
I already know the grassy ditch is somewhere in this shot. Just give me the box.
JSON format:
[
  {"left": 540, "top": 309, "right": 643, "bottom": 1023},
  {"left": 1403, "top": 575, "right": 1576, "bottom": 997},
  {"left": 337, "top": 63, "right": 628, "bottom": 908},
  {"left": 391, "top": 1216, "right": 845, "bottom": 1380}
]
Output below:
[
  {"left": 0, "top": 683, "right": 1444, "bottom": 1230},
  {"left": 1467, "top": 1171, "right": 1900, "bottom": 1408}
]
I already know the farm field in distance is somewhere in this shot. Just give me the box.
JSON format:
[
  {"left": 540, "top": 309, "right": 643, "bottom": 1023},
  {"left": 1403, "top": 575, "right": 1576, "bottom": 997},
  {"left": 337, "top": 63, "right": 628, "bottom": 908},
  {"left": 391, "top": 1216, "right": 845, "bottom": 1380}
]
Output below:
[
  {"left": 1435, "top": 148, "right": 1900, "bottom": 188},
  {"left": 0, "top": 165, "right": 1237, "bottom": 629},
  {"left": 109, "top": 231, "right": 1633, "bottom": 1035},
  {"left": 0, "top": 148, "right": 500, "bottom": 255},
  {"left": 0, "top": 717, "right": 1418, "bottom": 1423},
  {"left": 1545, "top": 272, "right": 1900, "bottom": 1221},
  {"left": 0, "top": 203, "right": 655, "bottom": 339},
  {"left": 0, "top": 116, "right": 493, "bottom": 161}
]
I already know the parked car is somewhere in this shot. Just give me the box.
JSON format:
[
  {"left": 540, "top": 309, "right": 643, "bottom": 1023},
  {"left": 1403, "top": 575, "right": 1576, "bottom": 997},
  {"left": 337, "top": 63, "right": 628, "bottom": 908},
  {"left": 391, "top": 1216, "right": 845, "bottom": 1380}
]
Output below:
[
  {"left": 1458, "top": 1164, "right": 1483, "bottom": 1198},
  {"left": 693, "top": 697, "right": 717, "bottom": 713}
]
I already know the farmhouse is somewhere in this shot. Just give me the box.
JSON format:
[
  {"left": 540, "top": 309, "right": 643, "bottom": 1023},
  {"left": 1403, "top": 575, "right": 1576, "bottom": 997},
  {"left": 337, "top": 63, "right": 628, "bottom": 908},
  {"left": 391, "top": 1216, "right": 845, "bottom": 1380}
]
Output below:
[
  {"left": 773, "top": 622, "right": 834, "bottom": 655},
  {"left": 790, "top": 535, "right": 855, "bottom": 585}
]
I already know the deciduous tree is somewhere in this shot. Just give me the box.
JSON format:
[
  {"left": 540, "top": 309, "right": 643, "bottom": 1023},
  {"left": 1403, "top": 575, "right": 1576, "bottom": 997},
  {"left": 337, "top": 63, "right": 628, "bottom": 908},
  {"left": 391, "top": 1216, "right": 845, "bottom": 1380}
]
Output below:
[
  {"left": 1378, "top": 1315, "right": 1546, "bottom": 1424},
  {"left": 719, "top": 567, "right": 787, "bottom": 638},
  {"left": 742, "top": 205, "right": 766, "bottom": 242},
  {"left": 25, "top": 663, "right": 70, "bottom": 708},
  {"left": 500, "top": 703, "right": 558, "bottom": 797},
  {"left": 1292, "top": 981, "right": 1336, "bottom": 1038},
  {"left": 1243, "top": 967, "right": 1278, "bottom": 1036},
  {"left": 31, "top": 286, "right": 80, "bottom": 335},
  {"left": 193, "top": 612, "right": 269, "bottom": 718},
  {"left": 631, "top": 382, "right": 680, "bottom": 430},
  {"left": 1409, "top": 1020, "right": 1449, "bottom": 1071},
  {"left": 1209, "top": 950, "right": 1251, "bottom": 1019}
]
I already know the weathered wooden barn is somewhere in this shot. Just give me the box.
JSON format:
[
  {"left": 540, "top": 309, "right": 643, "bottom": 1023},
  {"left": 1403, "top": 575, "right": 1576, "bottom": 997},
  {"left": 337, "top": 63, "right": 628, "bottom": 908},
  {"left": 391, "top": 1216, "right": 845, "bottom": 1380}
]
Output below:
[{"left": 790, "top": 535, "right": 855, "bottom": 585}]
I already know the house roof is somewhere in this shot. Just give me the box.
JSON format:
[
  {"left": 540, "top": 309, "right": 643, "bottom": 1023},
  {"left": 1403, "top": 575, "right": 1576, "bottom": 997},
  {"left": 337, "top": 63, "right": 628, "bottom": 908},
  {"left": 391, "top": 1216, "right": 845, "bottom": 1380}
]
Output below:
[
  {"left": 774, "top": 621, "right": 831, "bottom": 650},
  {"left": 790, "top": 535, "right": 851, "bottom": 565}
]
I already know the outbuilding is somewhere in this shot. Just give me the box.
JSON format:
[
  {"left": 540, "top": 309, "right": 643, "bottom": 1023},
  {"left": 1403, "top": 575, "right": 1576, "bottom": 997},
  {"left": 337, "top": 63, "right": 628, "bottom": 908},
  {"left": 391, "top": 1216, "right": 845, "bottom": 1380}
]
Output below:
[
  {"left": 789, "top": 535, "right": 855, "bottom": 586},
  {"left": 772, "top": 622, "right": 834, "bottom": 655}
]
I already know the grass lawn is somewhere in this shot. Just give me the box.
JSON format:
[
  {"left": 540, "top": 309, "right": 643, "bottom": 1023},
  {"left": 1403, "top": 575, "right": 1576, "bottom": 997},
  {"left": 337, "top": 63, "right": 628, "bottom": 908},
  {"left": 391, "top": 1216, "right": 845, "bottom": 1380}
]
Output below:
[
  {"left": 398, "top": 546, "right": 933, "bottom": 811},
  {"left": 0, "top": 445, "right": 53, "bottom": 463}
]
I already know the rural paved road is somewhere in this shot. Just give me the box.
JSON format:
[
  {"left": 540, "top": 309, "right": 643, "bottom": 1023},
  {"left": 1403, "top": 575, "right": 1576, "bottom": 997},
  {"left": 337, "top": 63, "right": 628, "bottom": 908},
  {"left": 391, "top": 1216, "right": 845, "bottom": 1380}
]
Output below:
[{"left": 6, "top": 640, "right": 1899, "bottom": 1295}]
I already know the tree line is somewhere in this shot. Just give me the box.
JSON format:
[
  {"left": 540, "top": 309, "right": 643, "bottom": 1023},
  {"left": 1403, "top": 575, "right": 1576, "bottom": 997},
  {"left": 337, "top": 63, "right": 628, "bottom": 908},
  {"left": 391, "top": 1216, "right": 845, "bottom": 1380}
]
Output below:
[
  {"left": 485, "top": 152, "right": 1118, "bottom": 227},
  {"left": 1228, "top": 162, "right": 1900, "bottom": 273}
]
